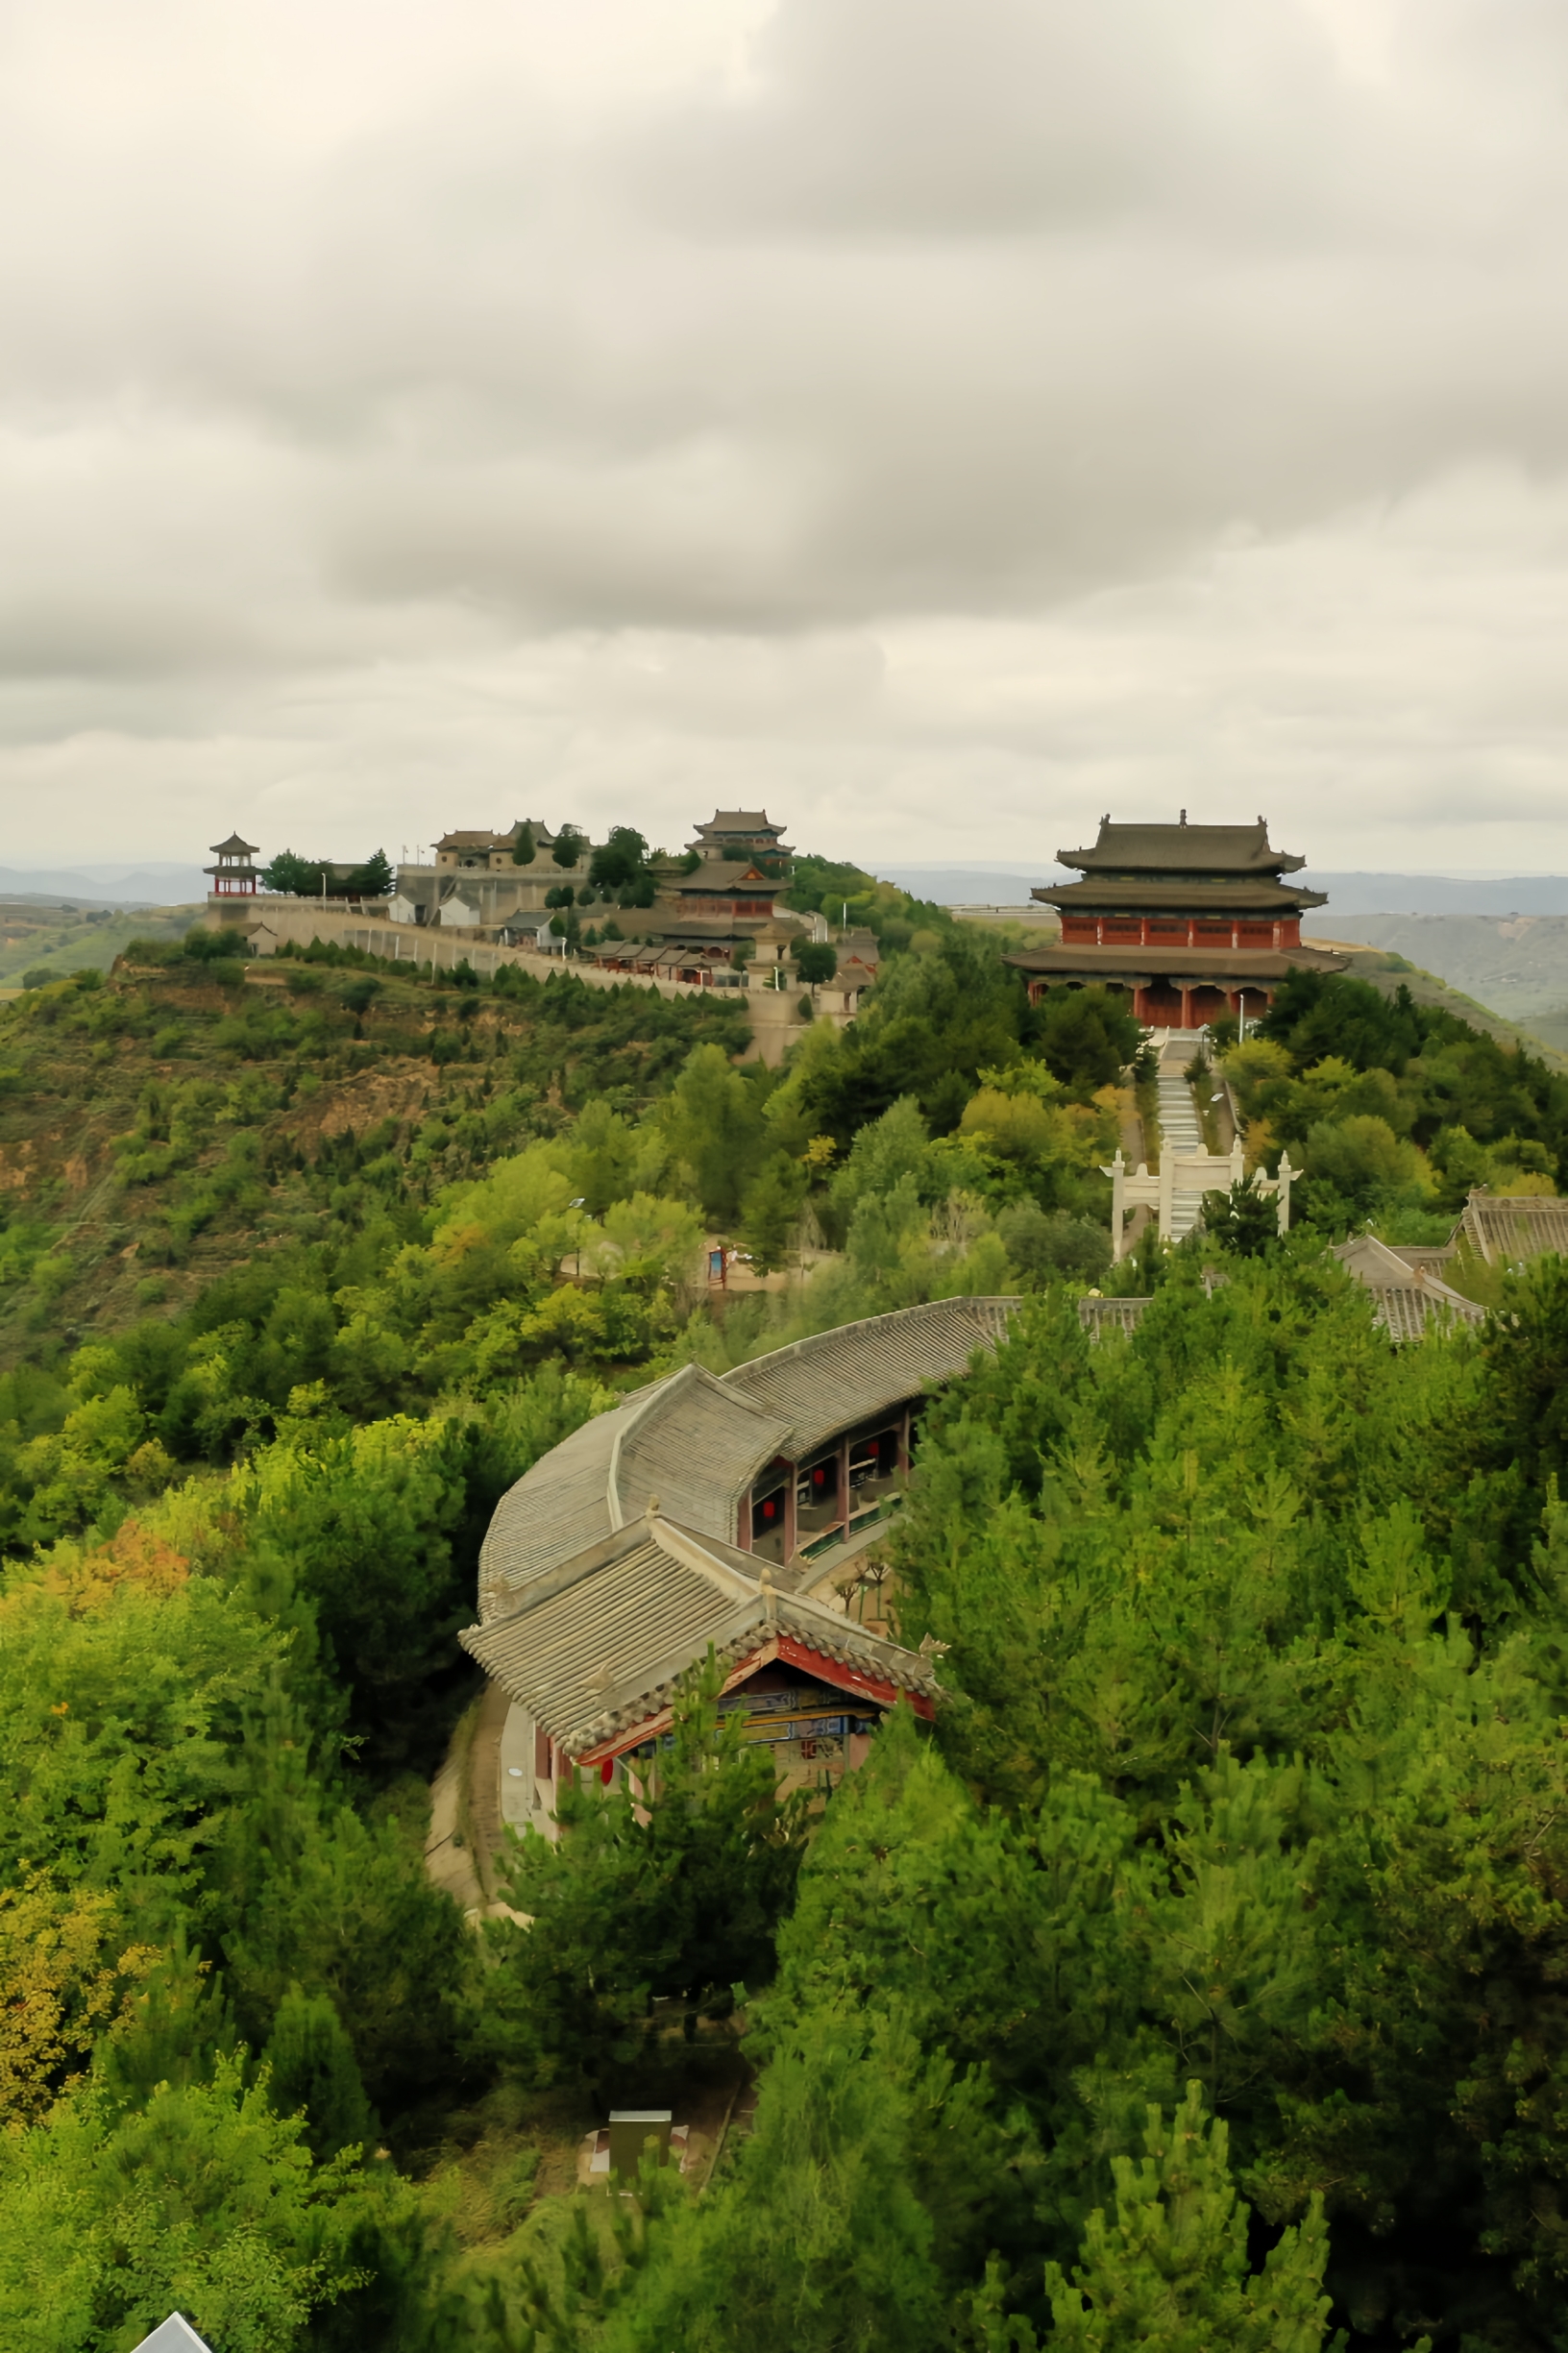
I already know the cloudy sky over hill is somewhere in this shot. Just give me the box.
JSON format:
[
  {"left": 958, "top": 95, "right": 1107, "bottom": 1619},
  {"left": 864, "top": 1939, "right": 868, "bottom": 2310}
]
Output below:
[{"left": 7, "top": 0, "right": 1568, "bottom": 871}]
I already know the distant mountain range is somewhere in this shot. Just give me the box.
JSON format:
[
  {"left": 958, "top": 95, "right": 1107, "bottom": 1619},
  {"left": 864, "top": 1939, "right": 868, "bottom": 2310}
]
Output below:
[
  {"left": 9, "top": 855, "right": 1568, "bottom": 921},
  {"left": 0, "top": 864, "right": 210, "bottom": 907},
  {"left": 879, "top": 862, "right": 1568, "bottom": 921}
]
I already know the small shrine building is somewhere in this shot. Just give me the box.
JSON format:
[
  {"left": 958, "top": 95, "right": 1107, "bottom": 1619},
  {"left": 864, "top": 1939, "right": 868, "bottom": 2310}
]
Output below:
[{"left": 1005, "top": 815, "right": 1347, "bottom": 1028}]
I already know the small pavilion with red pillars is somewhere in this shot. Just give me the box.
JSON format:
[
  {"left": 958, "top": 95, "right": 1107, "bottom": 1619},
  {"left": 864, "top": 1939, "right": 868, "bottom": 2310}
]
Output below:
[
  {"left": 205, "top": 832, "right": 260, "bottom": 896},
  {"left": 1004, "top": 814, "right": 1347, "bottom": 1029}
]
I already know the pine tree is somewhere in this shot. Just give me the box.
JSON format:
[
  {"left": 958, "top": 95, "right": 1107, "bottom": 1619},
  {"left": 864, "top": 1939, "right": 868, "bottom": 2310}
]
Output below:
[
  {"left": 263, "top": 1981, "right": 376, "bottom": 2159},
  {"left": 1044, "top": 2084, "right": 1345, "bottom": 2353}
]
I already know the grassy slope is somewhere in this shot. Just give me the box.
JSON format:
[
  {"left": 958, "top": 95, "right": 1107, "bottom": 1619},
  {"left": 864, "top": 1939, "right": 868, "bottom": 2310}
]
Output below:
[
  {"left": 1303, "top": 936, "right": 1568, "bottom": 1066},
  {"left": 0, "top": 899, "right": 198, "bottom": 988},
  {"left": 0, "top": 954, "right": 747, "bottom": 1368}
]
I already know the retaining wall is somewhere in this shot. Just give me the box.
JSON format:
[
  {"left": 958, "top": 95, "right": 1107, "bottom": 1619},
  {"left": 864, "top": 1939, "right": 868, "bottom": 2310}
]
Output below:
[{"left": 206, "top": 897, "right": 819, "bottom": 1064}]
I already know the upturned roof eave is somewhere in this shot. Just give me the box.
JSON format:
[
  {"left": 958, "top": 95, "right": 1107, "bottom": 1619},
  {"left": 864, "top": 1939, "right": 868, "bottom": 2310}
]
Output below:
[
  {"left": 1003, "top": 944, "right": 1348, "bottom": 979},
  {"left": 1030, "top": 878, "right": 1329, "bottom": 912},
  {"left": 1055, "top": 820, "right": 1308, "bottom": 876},
  {"left": 459, "top": 1518, "right": 941, "bottom": 1758}
]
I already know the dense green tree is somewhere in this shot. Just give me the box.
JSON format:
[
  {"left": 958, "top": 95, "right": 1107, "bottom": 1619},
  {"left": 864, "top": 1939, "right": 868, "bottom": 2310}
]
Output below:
[
  {"left": 1027, "top": 985, "right": 1143, "bottom": 1093},
  {"left": 0, "top": 2059, "right": 373, "bottom": 2353},
  {"left": 1042, "top": 2086, "right": 1338, "bottom": 2353},
  {"left": 589, "top": 826, "right": 649, "bottom": 893},
  {"left": 485, "top": 1652, "right": 807, "bottom": 2088},
  {"left": 995, "top": 1199, "right": 1113, "bottom": 1285},
  {"left": 739, "top": 1151, "right": 808, "bottom": 1273},
  {"left": 261, "top": 849, "right": 319, "bottom": 895},
  {"left": 262, "top": 1981, "right": 377, "bottom": 2161},
  {"left": 1202, "top": 1175, "right": 1279, "bottom": 1259},
  {"left": 660, "top": 1043, "right": 770, "bottom": 1223},
  {"left": 346, "top": 849, "right": 395, "bottom": 898}
]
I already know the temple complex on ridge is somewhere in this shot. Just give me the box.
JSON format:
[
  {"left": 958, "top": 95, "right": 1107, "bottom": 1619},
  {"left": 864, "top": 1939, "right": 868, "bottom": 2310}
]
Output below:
[{"left": 1004, "top": 815, "right": 1347, "bottom": 1028}]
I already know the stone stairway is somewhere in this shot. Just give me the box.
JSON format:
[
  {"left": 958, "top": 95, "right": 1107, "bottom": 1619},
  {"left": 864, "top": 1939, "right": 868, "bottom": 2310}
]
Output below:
[{"left": 1157, "top": 1065, "right": 1206, "bottom": 1240}]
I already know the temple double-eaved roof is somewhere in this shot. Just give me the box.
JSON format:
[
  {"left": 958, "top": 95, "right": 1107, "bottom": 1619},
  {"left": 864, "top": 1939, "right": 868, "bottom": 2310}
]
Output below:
[
  {"left": 1006, "top": 808, "right": 1346, "bottom": 1027},
  {"left": 691, "top": 810, "right": 792, "bottom": 845}
]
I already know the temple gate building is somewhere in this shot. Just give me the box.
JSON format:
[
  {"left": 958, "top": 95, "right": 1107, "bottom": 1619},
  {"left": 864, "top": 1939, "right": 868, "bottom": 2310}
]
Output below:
[{"left": 1005, "top": 815, "right": 1347, "bottom": 1029}]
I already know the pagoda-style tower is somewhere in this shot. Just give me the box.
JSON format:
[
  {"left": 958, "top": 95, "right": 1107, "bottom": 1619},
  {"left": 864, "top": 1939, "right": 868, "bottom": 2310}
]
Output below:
[
  {"left": 664, "top": 809, "right": 796, "bottom": 925},
  {"left": 206, "top": 832, "right": 259, "bottom": 896},
  {"left": 1004, "top": 815, "right": 1346, "bottom": 1029}
]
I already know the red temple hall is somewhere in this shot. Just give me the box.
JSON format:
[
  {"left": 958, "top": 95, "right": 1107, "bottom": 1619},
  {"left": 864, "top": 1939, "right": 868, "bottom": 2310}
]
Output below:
[{"left": 1004, "top": 815, "right": 1346, "bottom": 1029}]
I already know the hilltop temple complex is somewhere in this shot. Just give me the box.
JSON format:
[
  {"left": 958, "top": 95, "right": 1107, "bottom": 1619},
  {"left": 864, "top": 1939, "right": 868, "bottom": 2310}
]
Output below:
[
  {"left": 1005, "top": 815, "right": 1347, "bottom": 1028},
  {"left": 383, "top": 808, "right": 819, "bottom": 977}
]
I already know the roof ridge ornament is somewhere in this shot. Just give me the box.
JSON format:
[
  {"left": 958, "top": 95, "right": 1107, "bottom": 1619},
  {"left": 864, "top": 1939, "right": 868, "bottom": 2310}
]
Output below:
[{"left": 646, "top": 1492, "right": 659, "bottom": 1519}]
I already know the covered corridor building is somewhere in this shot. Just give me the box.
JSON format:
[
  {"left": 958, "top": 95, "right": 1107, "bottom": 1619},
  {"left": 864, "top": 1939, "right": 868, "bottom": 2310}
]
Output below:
[{"left": 460, "top": 1299, "right": 1016, "bottom": 1830}]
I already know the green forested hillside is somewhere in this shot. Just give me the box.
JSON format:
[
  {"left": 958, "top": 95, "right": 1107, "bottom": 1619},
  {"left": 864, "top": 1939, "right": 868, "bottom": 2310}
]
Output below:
[{"left": 6, "top": 921, "right": 1568, "bottom": 2349}]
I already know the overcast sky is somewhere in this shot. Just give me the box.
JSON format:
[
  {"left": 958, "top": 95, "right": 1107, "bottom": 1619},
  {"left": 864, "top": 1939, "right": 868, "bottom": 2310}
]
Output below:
[{"left": 6, "top": 0, "right": 1568, "bottom": 874}]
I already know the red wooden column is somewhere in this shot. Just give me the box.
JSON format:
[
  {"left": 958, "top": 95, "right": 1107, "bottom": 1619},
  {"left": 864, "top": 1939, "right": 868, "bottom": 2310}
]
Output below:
[
  {"left": 1179, "top": 984, "right": 1192, "bottom": 1029},
  {"left": 784, "top": 1463, "right": 797, "bottom": 1560},
  {"left": 840, "top": 1434, "right": 852, "bottom": 1535}
]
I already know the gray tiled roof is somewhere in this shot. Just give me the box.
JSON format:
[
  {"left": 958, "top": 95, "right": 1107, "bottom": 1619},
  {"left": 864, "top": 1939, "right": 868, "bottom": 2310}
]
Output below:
[
  {"left": 1362, "top": 1285, "right": 1484, "bottom": 1343},
  {"left": 1003, "top": 944, "right": 1347, "bottom": 984},
  {"left": 466, "top": 1526, "right": 753, "bottom": 1749},
  {"left": 1456, "top": 1192, "right": 1568, "bottom": 1264},
  {"left": 477, "top": 1299, "right": 1017, "bottom": 1619},
  {"left": 1332, "top": 1235, "right": 1485, "bottom": 1341},
  {"left": 131, "top": 2320, "right": 213, "bottom": 2353},
  {"left": 1059, "top": 819, "right": 1306, "bottom": 875},
  {"left": 461, "top": 1515, "right": 940, "bottom": 1756},
  {"left": 723, "top": 1298, "right": 1017, "bottom": 1459},
  {"left": 478, "top": 1364, "right": 790, "bottom": 1618},
  {"left": 1032, "top": 877, "right": 1326, "bottom": 912}
]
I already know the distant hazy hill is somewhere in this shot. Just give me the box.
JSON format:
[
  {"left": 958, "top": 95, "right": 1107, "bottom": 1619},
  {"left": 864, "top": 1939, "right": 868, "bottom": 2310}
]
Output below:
[
  {"left": 881, "top": 863, "right": 1568, "bottom": 922},
  {"left": 1314, "top": 912, "right": 1568, "bottom": 1042},
  {"left": 0, "top": 863, "right": 209, "bottom": 905},
  {"left": 875, "top": 862, "right": 1065, "bottom": 904},
  {"left": 1305, "top": 874, "right": 1568, "bottom": 919}
]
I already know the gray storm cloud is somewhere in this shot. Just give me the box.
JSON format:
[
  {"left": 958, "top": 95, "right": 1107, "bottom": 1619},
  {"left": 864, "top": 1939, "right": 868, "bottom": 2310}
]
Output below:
[{"left": 3, "top": 0, "right": 1568, "bottom": 869}]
